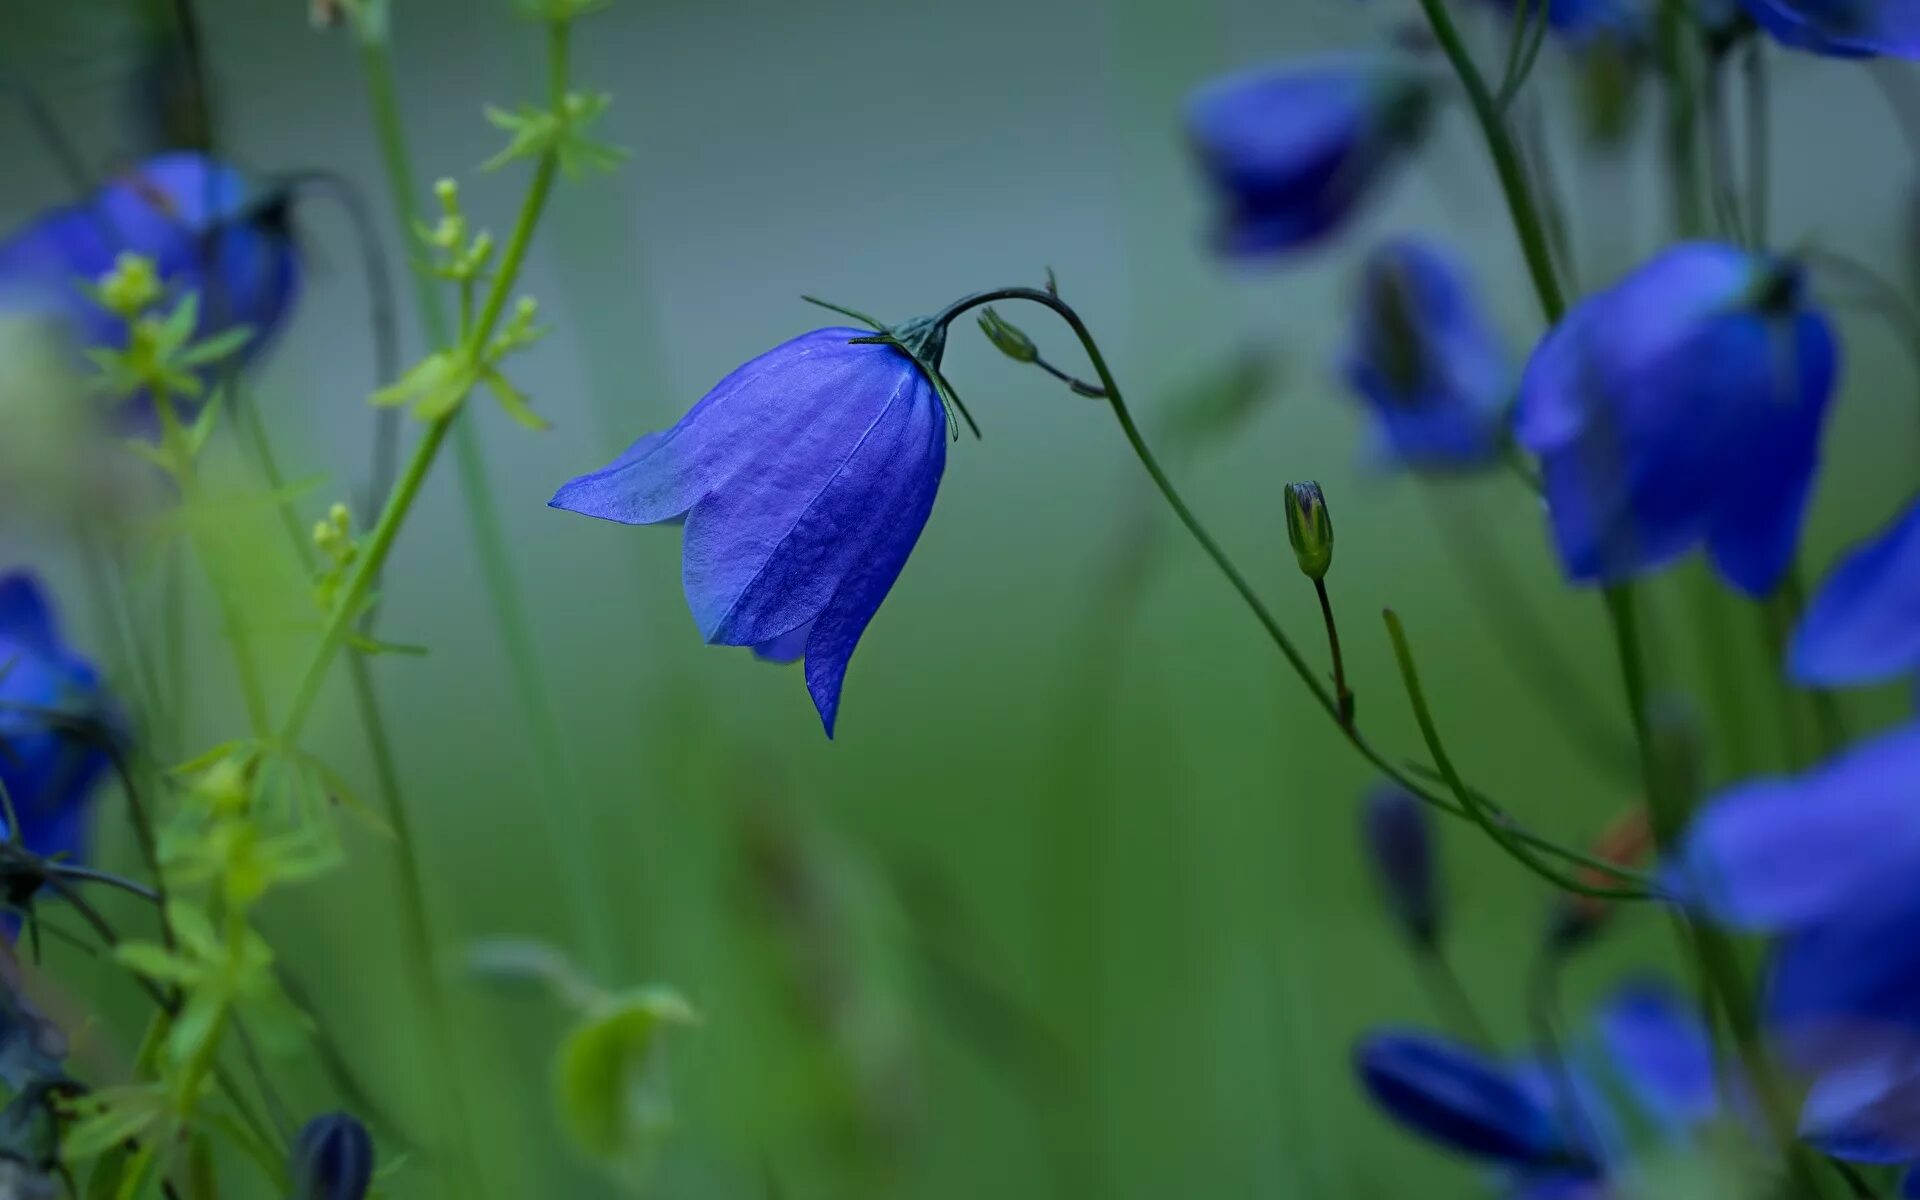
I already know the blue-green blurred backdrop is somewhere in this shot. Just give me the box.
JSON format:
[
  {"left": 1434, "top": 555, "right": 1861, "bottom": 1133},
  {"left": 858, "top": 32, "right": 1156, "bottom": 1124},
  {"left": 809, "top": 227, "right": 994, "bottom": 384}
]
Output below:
[{"left": 2, "top": 0, "right": 1917, "bottom": 1195}]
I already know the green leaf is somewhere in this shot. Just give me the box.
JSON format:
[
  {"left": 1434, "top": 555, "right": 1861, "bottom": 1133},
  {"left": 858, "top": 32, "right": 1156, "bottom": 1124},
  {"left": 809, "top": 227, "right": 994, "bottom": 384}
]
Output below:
[
  {"left": 153, "top": 293, "right": 201, "bottom": 357},
  {"left": 481, "top": 370, "right": 549, "bottom": 431},
  {"left": 166, "top": 901, "right": 222, "bottom": 960},
  {"left": 63, "top": 1087, "right": 169, "bottom": 1161},
  {"left": 84, "top": 1145, "right": 130, "bottom": 1200},
  {"left": 183, "top": 393, "right": 223, "bottom": 459},
  {"left": 166, "top": 990, "right": 227, "bottom": 1071},
  {"left": 552, "top": 989, "right": 696, "bottom": 1161},
  {"left": 113, "top": 942, "right": 198, "bottom": 985},
  {"left": 176, "top": 325, "right": 255, "bottom": 368}
]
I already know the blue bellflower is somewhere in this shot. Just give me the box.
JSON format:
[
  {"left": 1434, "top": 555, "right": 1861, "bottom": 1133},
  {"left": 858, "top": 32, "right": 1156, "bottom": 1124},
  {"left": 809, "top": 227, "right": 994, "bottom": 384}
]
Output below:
[
  {"left": 1342, "top": 237, "right": 1510, "bottom": 469},
  {"left": 1673, "top": 724, "right": 1920, "bottom": 1165},
  {"left": 1185, "top": 53, "right": 1436, "bottom": 259},
  {"left": 1360, "top": 983, "right": 1726, "bottom": 1197},
  {"left": 291, "top": 1112, "right": 375, "bottom": 1200},
  {"left": 1789, "top": 495, "right": 1920, "bottom": 687},
  {"left": 0, "top": 573, "right": 112, "bottom": 866},
  {"left": 0, "top": 152, "right": 300, "bottom": 383},
  {"left": 1362, "top": 784, "right": 1441, "bottom": 946},
  {"left": 1742, "top": 0, "right": 1920, "bottom": 58},
  {"left": 551, "top": 324, "right": 950, "bottom": 736},
  {"left": 1514, "top": 242, "right": 1839, "bottom": 597}
]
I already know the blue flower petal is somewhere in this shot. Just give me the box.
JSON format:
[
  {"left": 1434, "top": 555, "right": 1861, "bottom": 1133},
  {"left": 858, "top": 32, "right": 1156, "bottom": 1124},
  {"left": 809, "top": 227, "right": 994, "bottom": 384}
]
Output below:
[
  {"left": 1800, "top": 1060, "right": 1920, "bottom": 1165},
  {"left": 1596, "top": 978, "right": 1718, "bottom": 1130},
  {"left": 1356, "top": 1029, "right": 1567, "bottom": 1165},
  {"left": 549, "top": 330, "right": 872, "bottom": 527},
  {"left": 1767, "top": 884, "right": 1920, "bottom": 1082},
  {"left": 1743, "top": 0, "right": 1920, "bottom": 58},
  {"left": 1791, "top": 496, "right": 1920, "bottom": 687},
  {"left": 0, "top": 573, "right": 62, "bottom": 656},
  {"left": 1904, "top": 1165, "right": 1920, "bottom": 1198},
  {"left": 1672, "top": 722, "right": 1920, "bottom": 929}
]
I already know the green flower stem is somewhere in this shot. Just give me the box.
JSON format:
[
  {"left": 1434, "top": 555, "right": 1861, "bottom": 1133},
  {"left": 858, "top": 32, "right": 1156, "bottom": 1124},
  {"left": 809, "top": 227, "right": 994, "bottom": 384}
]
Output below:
[
  {"left": 930, "top": 288, "right": 1647, "bottom": 892},
  {"left": 155, "top": 396, "right": 271, "bottom": 736},
  {"left": 351, "top": 18, "right": 617, "bottom": 982},
  {"left": 1412, "top": 0, "right": 1567, "bottom": 323},
  {"left": 1658, "top": 0, "right": 1708, "bottom": 239}
]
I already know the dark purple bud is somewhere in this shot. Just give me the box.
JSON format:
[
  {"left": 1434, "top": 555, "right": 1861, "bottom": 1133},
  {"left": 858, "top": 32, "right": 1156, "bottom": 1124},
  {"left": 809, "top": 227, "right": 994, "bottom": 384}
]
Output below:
[
  {"left": 1363, "top": 785, "right": 1438, "bottom": 946},
  {"left": 1284, "top": 481, "right": 1334, "bottom": 580},
  {"left": 291, "top": 1112, "right": 373, "bottom": 1200}
]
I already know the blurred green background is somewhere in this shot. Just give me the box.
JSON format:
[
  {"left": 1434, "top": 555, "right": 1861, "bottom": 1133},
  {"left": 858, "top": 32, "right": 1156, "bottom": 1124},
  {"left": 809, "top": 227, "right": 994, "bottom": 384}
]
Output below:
[{"left": 1, "top": 0, "right": 1918, "bottom": 1195}]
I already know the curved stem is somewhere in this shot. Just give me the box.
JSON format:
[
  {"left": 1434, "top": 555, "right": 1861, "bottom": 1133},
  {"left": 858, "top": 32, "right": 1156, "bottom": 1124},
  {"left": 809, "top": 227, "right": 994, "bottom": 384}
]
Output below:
[{"left": 931, "top": 289, "right": 1646, "bottom": 891}]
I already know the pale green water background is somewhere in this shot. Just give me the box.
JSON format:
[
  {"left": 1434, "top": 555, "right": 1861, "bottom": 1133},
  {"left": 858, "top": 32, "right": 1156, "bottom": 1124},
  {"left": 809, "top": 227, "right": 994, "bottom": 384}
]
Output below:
[{"left": 1, "top": 1, "right": 1917, "bottom": 1195}]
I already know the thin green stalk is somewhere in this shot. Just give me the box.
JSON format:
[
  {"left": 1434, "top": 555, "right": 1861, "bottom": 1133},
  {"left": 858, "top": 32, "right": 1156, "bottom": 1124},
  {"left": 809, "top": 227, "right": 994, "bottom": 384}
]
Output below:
[
  {"left": 1659, "top": 0, "right": 1708, "bottom": 238},
  {"left": 929, "top": 289, "right": 1648, "bottom": 891},
  {"left": 351, "top": 22, "right": 616, "bottom": 980},
  {"left": 1413, "top": 0, "right": 1567, "bottom": 322}
]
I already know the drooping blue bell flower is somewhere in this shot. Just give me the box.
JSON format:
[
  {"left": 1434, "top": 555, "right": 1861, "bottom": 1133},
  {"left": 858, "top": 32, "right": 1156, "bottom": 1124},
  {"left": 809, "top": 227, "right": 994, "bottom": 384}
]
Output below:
[
  {"left": 550, "top": 324, "right": 950, "bottom": 737},
  {"left": 1185, "top": 53, "right": 1437, "bottom": 259},
  {"left": 291, "top": 1112, "right": 374, "bottom": 1200},
  {"left": 1514, "top": 242, "right": 1839, "bottom": 597},
  {"left": 1671, "top": 722, "right": 1920, "bottom": 931},
  {"left": 1789, "top": 495, "right": 1920, "bottom": 687},
  {"left": 0, "top": 152, "right": 300, "bottom": 386},
  {"left": 1362, "top": 784, "right": 1441, "bottom": 946},
  {"left": 1741, "top": 0, "right": 1920, "bottom": 58},
  {"left": 1594, "top": 978, "right": 1719, "bottom": 1131},
  {"left": 1341, "top": 237, "right": 1510, "bottom": 469},
  {"left": 1356, "top": 1030, "right": 1574, "bottom": 1165},
  {"left": 0, "top": 572, "right": 112, "bottom": 868}
]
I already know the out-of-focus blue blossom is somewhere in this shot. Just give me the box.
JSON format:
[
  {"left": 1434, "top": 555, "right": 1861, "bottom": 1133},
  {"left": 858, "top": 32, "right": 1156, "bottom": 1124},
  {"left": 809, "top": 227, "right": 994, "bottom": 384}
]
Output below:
[
  {"left": 1362, "top": 784, "right": 1440, "bottom": 945},
  {"left": 1342, "top": 238, "right": 1509, "bottom": 470},
  {"left": 291, "top": 1112, "right": 374, "bottom": 1200},
  {"left": 1789, "top": 496, "right": 1920, "bottom": 687},
  {"left": 550, "top": 326, "right": 949, "bottom": 737},
  {"left": 1362, "top": 981, "right": 1729, "bottom": 1197},
  {"left": 1185, "top": 53, "right": 1436, "bottom": 259},
  {"left": 1476, "top": 0, "right": 1652, "bottom": 47},
  {"left": 1514, "top": 243, "right": 1838, "bottom": 597},
  {"left": 1741, "top": 0, "right": 1920, "bottom": 58},
  {"left": 0, "top": 573, "right": 111, "bottom": 867},
  {"left": 1356, "top": 1030, "right": 1576, "bottom": 1166},
  {"left": 1673, "top": 724, "right": 1920, "bottom": 1162},
  {"left": 0, "top": 152, "right": 300, "bottom": 386}
]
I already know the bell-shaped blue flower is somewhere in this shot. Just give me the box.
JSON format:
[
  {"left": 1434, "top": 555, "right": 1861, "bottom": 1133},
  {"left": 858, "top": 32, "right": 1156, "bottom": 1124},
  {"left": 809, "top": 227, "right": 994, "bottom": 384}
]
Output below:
[
  {"left": 0, "top": 572, "right": 111, "bottom": 866},
  {"left": 0, "top": 152, "right": 300, "bottom": 382},
  {"left": 1356, "top": 1030, "right": 1573, "bottom": 1165},
  {"left": 1362, "top": 784, "right": 1441, "bottom": 945},
  {"left": 1185, "top": 53, "right": 1437, "bottom": 259},
  {"left": 1342, "top": 238, "right": 1510, "bottom": 469},
  {"left": 291, "top": 1112, "right": 374, "bottom": 1200},
  {"left": 1595, "top": 979, "right": 1719, "bottom": 1131},
  {"left": 551, "top": 325, "right": 949, "bottom": 736},
  {"left": 1789, "top": 495, "right": 1920, "bottom": 687},
  {"left": 1671, "top": 722, "right": 1920, "bottom": 931},
  {"left": 1742, "top": 0, "right": 1920, "bottom": 58},
  {"left": 1514, "top": 243, "right": 1839, "bottom": 597}
]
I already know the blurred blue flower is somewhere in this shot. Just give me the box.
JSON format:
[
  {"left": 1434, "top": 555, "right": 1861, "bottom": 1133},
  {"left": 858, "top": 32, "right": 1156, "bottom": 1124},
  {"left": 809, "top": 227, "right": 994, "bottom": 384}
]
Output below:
[
  {"left": 1342, "top": 238, "right": 1510, "bottom": 469},
  {"left": 550, "top": 325, "right": 949, "bottom": 737},
  {"left": 1790, "top": 495, "right": 1920, "bottom": 687},
  {"left": 1672, "top": 724, "right": 1920, "bottom": 1161},
  {"left": 1514, "top": 242, "right": 1838, "bottom": 597},
  {"left": 1185, "top": 53, "right": 1436, "bottom": 259},
  {"left": 0, "top": 572, "right": 111, "bottom": 867},
  {"left": 0, "top": 152, "right": 300, "bottom": 387},
  {"left": 1361, "top": 981, "right": 1736, "bottom": 1196},
  {"left": 1742, "top": 0, "right": 1920, "bottom": 58},
  {"left": 1362, "top": 784, "right": 1441, "bottom": 945},
  {"left": 1356, "top": 1030, "right": 1576, "bottom": 1167},
  {"left": 291, "top": 1112, "right": 374, "bottom": 1200},
  {"left": 1475, "top": 0, "right": 1652, "bottom": 47}
]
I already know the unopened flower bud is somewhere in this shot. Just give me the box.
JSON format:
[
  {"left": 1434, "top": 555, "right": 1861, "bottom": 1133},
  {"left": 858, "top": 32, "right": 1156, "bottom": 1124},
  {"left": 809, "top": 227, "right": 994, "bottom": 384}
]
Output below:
[
  {"left": 1284, "top": 480, "right": 1334, "bottom": 580},
  {"left": 291, "top": 1112, "right": 373, "bottom": 1200},
  {"left": 976, "top": 307, "right": 1038, "bottom": 364},
  {"left": 97, "top": 253, "right": 162, "bottom": 320},
  {"left": 1363, "top": 785, "right": 1438, "bottom": 947}
]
